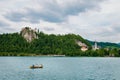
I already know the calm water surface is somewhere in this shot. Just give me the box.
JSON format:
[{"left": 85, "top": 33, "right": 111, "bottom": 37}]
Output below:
[{"left": 0, "top": 57, "right": 120, "bottom": 80}]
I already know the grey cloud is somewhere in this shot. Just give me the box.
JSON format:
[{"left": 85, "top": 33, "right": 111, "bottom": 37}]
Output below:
[
  {"left": 4, "top": 12, "right": 25, "bottom": 22},
  {"left": 95, "top": 26, "right": 120, "bottom": 37},
  {"left": 0, "top": 21, "right": 9, "bottom": 27},
  {"left": 63, "top": 0, "right": 103, "bottom": 15},
  {"left": 102, "top": 25, "right": 120, "bottom": 37},
  {"left": 0, "top": 27, "right": 16, "bottom": 34},
  {"left": 0, "top": 21, "right": 14, "bottom": 33},
  {"left": 4, "top": 0, "right": 104, "bottom": 23},
  {"left": 112, "top": 25, "right": 120, "bottom": 33},
  {"left": 3, "top": 27, "right": 15, "bottom": 31},
  {"left": 26, "top": 9, "right": 64, "bottom": 23}
]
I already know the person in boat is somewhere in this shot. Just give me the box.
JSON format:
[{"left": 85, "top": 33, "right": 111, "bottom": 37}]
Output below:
[{"left": 32, "top": 65, "right": 34, "bottom": 67}]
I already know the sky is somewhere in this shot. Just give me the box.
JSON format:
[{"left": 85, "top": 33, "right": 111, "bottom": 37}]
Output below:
[{"left": 0, "top": 0, "right": 120, "bottom": 43}]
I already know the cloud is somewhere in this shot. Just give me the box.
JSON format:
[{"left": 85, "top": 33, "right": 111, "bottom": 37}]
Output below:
[
  {"left": 0, "top": 0, "right": 120, "bottom": 43},
  {"left": 43, "top": 27, "right": 55, "bottom": 31},
  {"left": 3, "top": 0, "right": 103, "bottom": 23},
  {"left": 5, "top": 12, "right": 25, "bottom": 22},
  {"left": 0, "top": 21, "right": 9, "bottom": 27}
]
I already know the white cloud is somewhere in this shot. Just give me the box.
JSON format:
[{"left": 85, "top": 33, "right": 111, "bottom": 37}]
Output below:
[
  {"left": 64, "top": 0, "right": 120, "bottom": 42},
  {"left": 0, "top": 0, "right": 120, "bottom": 43},
  {"left": 3, "top": 0, "right": 103, "bottom": 23}
]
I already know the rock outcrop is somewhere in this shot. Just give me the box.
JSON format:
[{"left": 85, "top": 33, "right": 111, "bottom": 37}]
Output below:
[
  {"left": 76, "top": 40, "right": 88, "bottom": 51},
  {"left": 20, "top": 27, "right": 38, "bottom": 42}
]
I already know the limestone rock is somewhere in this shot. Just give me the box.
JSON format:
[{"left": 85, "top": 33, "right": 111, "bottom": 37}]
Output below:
[{"left": 20, "top": 27, "right": 38, "bottom": 42}]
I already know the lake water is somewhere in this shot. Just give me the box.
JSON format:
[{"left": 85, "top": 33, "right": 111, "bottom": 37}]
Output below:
[{"left": 0, "top": 57, "right": 120, "bottom": 80}]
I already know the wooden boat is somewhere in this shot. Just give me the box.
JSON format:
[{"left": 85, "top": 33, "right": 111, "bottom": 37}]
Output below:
[{"left": 30, "top": 64, "right": 43, "bottom": 69}]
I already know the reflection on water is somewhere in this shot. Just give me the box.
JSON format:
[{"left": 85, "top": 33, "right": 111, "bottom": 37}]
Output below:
[{"left": 0, "top": 57, "right": 120, "bottom": 80}]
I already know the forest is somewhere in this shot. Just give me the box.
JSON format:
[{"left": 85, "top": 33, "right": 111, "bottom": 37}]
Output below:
[{"left": 0, "top": 32, "right": 120, "bottom": 57}]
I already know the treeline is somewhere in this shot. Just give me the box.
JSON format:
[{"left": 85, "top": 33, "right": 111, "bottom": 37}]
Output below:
[
  {"left": 0, "top": 33, "right": 28, "bottom": 53},
  {"left": 0, "top": 32, "right": 91, "bottom": 56},
  {"left": 80, "top": 48, "right": 120, "bottom": 57},
  {"left": 0, "top": 32, "right": 120, "bottom": 57}
]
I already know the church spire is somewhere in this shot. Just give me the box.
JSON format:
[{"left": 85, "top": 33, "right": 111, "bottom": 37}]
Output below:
[{"left": 93, "top": 40, "right": 99, "bottom": 50}]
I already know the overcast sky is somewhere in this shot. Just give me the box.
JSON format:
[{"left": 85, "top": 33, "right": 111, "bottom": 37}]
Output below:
[{"left": 0, "top": 0, "right": 120, "bottom": 43}]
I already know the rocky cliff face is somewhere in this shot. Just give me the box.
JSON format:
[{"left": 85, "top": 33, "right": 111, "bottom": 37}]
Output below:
[
  {"left": 76, "top": 40, "right": 88, "bottom": 51},
  {"left": 20, "top": 27, "right": 38, "bottom": 42}
]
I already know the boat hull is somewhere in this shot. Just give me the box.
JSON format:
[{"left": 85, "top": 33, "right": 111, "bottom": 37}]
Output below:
[{"left": 30, "top": 65, "right": 43, "bottom": 69}]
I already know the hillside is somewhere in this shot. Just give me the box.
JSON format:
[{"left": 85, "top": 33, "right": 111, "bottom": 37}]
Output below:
[
  {"left": 88, "top": 40, "right": 120, "bottom": 48},
  {"left": 118, "top": 43, "right": 120, "bottom": 46},
  {"left": 1, "top": 27, "right": 120, "bottom": 57},
  {"left": 0, "top": 27, "right": 91, "bottom": 56}
]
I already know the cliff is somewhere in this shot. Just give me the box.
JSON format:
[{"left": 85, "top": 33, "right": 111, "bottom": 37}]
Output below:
[{"left": 20, "top": 27, "right": 38, "bottom": 42}]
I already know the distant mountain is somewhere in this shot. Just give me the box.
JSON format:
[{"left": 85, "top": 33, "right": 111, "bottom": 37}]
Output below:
[
  {"left": 118, "top": 43, "right": 120, "bottom": 45},
  {"left": 87, "top": 40, "right": 120, "bottom": 48}
]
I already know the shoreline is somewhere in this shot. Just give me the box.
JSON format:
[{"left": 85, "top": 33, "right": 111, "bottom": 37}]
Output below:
[
  {"left": 0, "top": 52, "right": 119, "bottom": 57},
  {"left": 0, "top": 55, "right": 119, "bottom": 57}
]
